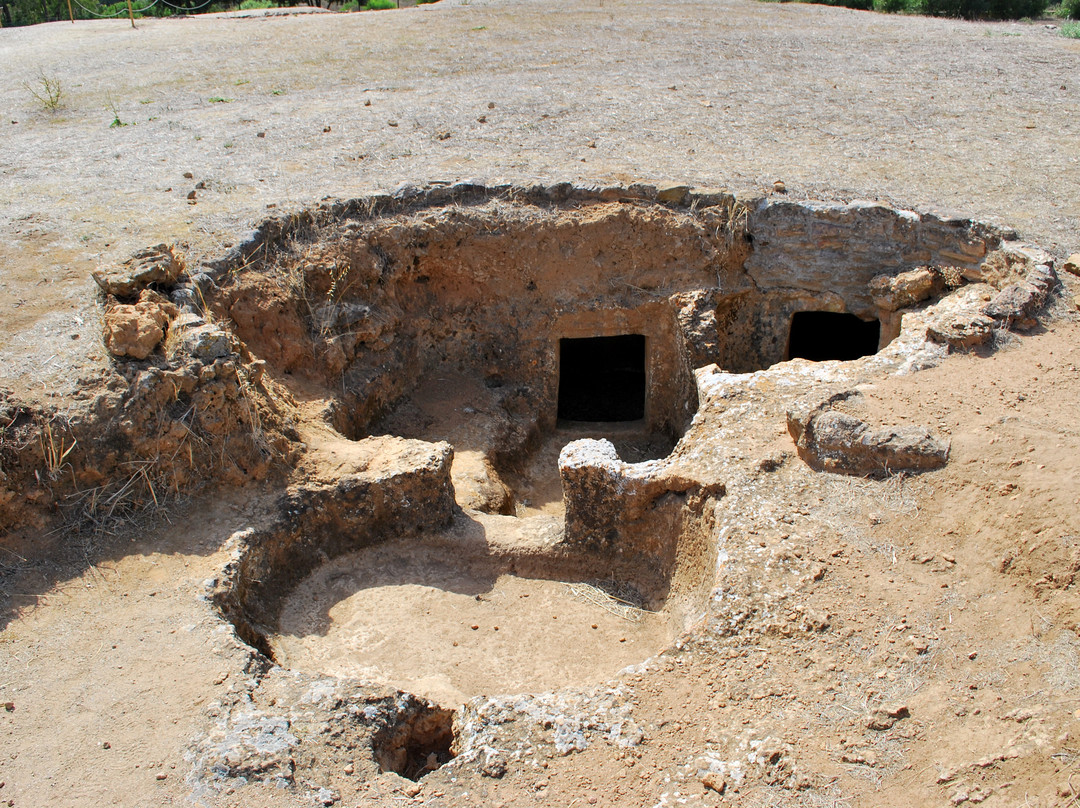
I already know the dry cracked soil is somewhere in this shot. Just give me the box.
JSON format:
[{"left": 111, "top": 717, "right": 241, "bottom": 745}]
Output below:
[{"left": 2, "top": 2, "right": 1080, "bottom": 808}]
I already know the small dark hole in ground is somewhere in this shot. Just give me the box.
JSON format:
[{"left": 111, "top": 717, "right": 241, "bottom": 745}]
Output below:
[
  {"left": 373, "top": 705, "right": 456, "bottom": 781},
  {"left": 558, "top": 334, "right": 646, "bottom": 421},
  {"left": 787, "top": 311, "right": 880, "bottom": 362}
]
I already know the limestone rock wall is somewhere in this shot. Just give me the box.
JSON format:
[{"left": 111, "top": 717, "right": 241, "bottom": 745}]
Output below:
[{"left": 745, "top": 200, "right": 998, "bottom": 319}]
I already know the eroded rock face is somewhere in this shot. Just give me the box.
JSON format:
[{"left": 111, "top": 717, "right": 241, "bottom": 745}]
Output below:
[
  {"left": 102, "top": 288, "right": 179, "bottom": 359},
  {"left": 787, "top": 390, "right": 949, "bottom": 477},
  {"left": 187, "top": 664, "right": 449, "bottom": 797},
  {"left": 746, "top": 200, "right": 992, "bottom": 319},
  {"left": 92, "top": 243, "right": 184, "bottom": 297},
  {"left": 869, "top": 266, "right": 948, "bottom": 312},
  {"left": 983, "top": 263, "right": 1057, "bottom": 331},
  {"left": 8, "top": 184, "right": 1066, "bottom": 537}
]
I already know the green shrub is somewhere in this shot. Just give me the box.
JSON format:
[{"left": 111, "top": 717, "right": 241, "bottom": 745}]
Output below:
[
  {"left": 1062, "top": 19, "right": 1080, "bottom": 32},
  {"left": 364, "top": 0, "right": 396, "bottom": 8},
  {"left": 916, "top": 0, "right": 1045, "bottom": 18},
  {"left": 1061, "top": 0, "right": 1080, "bottom": 17},
  {"left": 873, "top": 0, "right": 912, "bottom": 13},
  {"left": 767, "top": 0, "right": 1048, "bottom": 18},
  {"left": 239, "top": 0, "right": 274, "bottom": 9},
  {"left": 341, "top": 0, "right": 358, "bottom": 9},
  {"left": 812, "top": 0, "right": 874, "bottom": 9},
  {"left": 417, "top": 0, "right": 440, "bottom": 4}
]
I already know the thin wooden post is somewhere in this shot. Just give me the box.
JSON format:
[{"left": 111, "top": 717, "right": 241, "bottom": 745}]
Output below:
[
  {"left": 68, "top": 0, "right": 74, "bottom": 22},
  {"left": 127, "top": 0, "right": 136, "bottom": 27}
]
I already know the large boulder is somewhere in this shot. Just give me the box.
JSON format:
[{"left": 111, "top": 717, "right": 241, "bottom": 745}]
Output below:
[{"left": 787, "top": 389, "right": 949, "bottom": 476}]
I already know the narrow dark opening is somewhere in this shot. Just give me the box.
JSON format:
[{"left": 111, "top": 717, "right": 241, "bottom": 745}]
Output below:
[
  {"left": 373, "top": 706, "right": 456, "bottom": 781},
  {"left": 787, "top": 312, "right": 880, "bottom": 362},
  {"left": 558, "top": 335, "right": 646, "bottom": 422}
]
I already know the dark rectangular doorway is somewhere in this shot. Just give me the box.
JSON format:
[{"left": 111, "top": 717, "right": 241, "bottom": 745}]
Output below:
[
  {"left": 558, "top": 335, "right": 646, "bottom": 422},
  {"left": 787, "top": 311, "right": 880, "bottom": 362}
]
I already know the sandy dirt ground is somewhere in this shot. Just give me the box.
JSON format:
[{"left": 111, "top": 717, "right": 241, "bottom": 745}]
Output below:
[{"left": 2, "top": 1, "right": 1080, "bottom": 807}]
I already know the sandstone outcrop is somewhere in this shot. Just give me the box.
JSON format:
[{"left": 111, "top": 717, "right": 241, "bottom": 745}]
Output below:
[
  {"left": 787, "top": 390, "right": 950, "bottom": 476},
  {"left": 983, "top": 263, "right": 1057, "bottom": 331},
  {"left": 92, "top": 243, "right": 184, "bottom": 297}
]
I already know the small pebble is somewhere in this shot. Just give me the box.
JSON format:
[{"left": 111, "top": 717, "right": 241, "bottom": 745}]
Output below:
[{"left": 702, "top": 772, "right": 726, "bottom": 794}]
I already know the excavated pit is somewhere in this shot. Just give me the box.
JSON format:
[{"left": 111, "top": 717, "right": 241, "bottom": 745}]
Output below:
[
  {"left": 200, "top": 184, "right": 1040, "bottom": 719},
  {"left": 371, "top": 703, "right": 457, "bottom": 781},
  {"left": 269, "top": 516, "right": 678, "bottom": 706}
]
